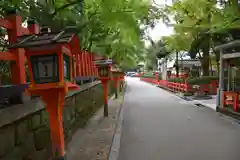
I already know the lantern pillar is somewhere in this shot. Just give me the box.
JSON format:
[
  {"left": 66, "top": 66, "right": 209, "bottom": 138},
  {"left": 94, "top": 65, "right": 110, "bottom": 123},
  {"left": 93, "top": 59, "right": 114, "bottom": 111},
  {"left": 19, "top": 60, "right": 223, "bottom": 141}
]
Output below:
[
  {"left": 155, "top": 73, "right": 159, "bottom": 81},
  {"left": 101, "top": 79, "right": 109, "bottom": 117},
  {"left": 31, "top": 89, "right": 67, "bottom": 160},
  {"left": 113, "top": 77, "right": 119, "bottom": 99}
]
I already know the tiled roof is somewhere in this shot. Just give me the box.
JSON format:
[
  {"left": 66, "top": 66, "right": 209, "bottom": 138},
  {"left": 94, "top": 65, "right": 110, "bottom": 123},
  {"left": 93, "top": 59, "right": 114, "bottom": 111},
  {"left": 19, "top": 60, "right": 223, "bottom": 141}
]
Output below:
[{"left": 8, "top": 31, "right": 75, "bottom": 49}]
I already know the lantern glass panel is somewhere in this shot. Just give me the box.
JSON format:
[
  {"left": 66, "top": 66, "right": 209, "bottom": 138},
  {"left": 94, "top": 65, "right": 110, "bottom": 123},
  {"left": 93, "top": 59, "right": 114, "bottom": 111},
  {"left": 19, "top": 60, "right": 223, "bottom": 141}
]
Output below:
[
  {"left": 31, "top": 54, "right": 59, "bottom": 84},
  {"left": 99, "top": 67, "right": 109, "bottom": 77},
  {"left": 63, "top": 54, "right": 71, "bottom": 81}
]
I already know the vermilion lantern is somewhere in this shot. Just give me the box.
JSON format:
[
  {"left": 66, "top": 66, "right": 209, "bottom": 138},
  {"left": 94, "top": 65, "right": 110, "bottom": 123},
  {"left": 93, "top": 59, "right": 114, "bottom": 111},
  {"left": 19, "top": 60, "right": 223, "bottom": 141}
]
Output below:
[
  {"left": 94, "top": 59, "right": 112, "bottom": 78},
  {"left": 8, "top": 27, "right": 80, "bottom": 160},
  {"left": 93, "top": 58, "right": 112, "bottom": 117},
  {"left": 9, "top": 28, "right": 77, "bottom": 90}
]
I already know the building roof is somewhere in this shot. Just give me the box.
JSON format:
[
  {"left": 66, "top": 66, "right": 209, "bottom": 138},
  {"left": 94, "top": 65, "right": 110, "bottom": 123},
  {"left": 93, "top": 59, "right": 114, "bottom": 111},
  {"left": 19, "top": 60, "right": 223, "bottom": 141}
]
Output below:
[
  {"left": 8, "top": 30, "right": 76, "bottom": 49},
  {"left": 177, "top": 59, "right": 201, "bottom": 66},
  {"left": 167, "top": 59, "right": 201, "bottom": 68}
]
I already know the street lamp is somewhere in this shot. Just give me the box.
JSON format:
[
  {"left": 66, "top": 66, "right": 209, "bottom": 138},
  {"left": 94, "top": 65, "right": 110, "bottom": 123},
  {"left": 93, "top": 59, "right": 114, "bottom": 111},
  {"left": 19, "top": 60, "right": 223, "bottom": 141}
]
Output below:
[{"left": 9, "top": 27, "right": 80, "bottom": 160}]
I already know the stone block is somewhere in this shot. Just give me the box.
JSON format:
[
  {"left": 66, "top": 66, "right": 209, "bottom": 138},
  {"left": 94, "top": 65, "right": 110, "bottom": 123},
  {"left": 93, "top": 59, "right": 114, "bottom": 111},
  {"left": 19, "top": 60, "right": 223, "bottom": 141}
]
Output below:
[
  {"left": 15, "top": 120, "right": 28, "bottom": 145},
  {"left": 1, "top": 147, "right": 22, "bottom": 160},
  {"left": 40, "top": 111, "right": 49, "bottom": 127},
  {"left": 64, "top": 98, "right": 73, "bottom": 108},
  {"left": 20, "top": 133, "right": 36, "bottom": 157},
  {"left": 34, "top": 128, "right": 51, "bottom": 150},
  {"left": 0, "top": 125, "right": 15, "bottom": 157},
  {"left": 30, "top": 114, "right": 41, "bottom": 130},
  {"left": 28, "top": 149, "right": 48, "bottom": 160}
]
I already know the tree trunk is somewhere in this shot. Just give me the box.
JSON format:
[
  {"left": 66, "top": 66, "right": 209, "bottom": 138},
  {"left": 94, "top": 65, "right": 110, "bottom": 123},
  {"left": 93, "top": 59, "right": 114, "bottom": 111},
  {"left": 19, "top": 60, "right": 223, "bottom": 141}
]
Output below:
[
  {"left": 209, "top": 57, "right": 213, "bottom": 76},
  {"left": 202, "top": 50, "right": 210, "bottom": 76},
  {"left": 201, "top": 37, "right": 210, "bottom": 76},
  {"left": 176, "top": 51, "right": 179, "bottom": 77},
  {"left": 214, "top": 51, "right": 220, "bottom": 75}
]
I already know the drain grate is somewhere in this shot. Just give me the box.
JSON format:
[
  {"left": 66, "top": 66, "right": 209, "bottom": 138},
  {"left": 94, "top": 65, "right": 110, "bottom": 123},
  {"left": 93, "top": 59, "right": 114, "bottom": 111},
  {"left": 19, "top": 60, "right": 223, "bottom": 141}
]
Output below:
[
  {"left": 180, "top": 96, "right": 192, "bottom": 101},
  {"left": 194, "top": 103, "right": 205, "bottom": 107}
]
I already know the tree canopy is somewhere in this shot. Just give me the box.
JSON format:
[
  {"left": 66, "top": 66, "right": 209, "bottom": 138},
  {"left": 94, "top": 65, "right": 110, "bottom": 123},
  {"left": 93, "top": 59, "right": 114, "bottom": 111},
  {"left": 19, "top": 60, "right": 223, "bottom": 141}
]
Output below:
[
  {"left": 0, "top": 0, "right": 163, "bottom": 70},
  {"left": 147, "top": 0, "right": 240, "bottom": 75}
]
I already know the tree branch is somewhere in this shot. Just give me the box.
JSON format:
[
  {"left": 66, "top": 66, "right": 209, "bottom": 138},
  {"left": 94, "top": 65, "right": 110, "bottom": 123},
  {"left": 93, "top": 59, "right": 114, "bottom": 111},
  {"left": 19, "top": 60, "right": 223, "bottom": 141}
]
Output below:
[{"left": 51, "top": 0, "right": 84, "bottom": 16}]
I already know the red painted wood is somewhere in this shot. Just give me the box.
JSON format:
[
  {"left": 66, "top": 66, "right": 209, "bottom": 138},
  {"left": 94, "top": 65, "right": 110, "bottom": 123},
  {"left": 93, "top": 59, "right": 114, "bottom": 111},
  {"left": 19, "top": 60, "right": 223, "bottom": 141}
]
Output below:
[
  {"left": 6, "top": 14, "right": 26, "bottom": 84},
  {"left": 81, "top": 51, "right": 86, "bottom": 76},
  {"left": 79, "top": 52, "right": 83, "bottom": 76},
  {"left": 0, "top": 18, "right": 12, "bottom": 29},
  {"left": 0, "top": 52, "right": 16, "bottom": 60},
  {"left": 86, "top": 52, "right": 90, "bottom": 76},
  {"left": 41, "top": 91, "right": 65, "bottom": 157},
  {"left": 28, "top": 23, "right": 39, "bottom": 34},
  {"left": 20, "top": 27, "right": 29, "bottom": 35},
  {"left": 75, "top": 54, "right": 80, "bottom": 76}
]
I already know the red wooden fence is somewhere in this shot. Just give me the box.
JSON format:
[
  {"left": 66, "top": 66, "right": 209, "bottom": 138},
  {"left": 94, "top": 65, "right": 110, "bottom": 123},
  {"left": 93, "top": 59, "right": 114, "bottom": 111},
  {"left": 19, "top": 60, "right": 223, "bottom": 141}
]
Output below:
[{"left": 140, "top": 78, "right": 218, "bottom": 95}]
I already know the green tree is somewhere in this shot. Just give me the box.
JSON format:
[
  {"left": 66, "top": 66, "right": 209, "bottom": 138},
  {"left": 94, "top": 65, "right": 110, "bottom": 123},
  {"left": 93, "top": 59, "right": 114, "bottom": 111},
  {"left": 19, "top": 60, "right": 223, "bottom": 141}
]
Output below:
[{"left": 0, "top": 0, "right": 163, "bottom": 78}]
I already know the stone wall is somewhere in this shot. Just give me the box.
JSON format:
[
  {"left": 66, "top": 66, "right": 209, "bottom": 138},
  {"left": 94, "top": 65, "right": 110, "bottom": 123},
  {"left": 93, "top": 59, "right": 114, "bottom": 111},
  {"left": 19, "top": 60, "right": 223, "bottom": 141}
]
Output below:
[{"left": 0, "top": 81, "right": 115, "bottom": 160}]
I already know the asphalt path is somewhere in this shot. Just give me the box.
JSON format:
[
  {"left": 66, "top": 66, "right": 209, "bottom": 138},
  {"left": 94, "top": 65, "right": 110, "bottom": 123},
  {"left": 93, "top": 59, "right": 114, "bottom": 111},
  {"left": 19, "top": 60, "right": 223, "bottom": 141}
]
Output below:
[{"left": 117, "top": 77, "right": 240, "bottom": 160}]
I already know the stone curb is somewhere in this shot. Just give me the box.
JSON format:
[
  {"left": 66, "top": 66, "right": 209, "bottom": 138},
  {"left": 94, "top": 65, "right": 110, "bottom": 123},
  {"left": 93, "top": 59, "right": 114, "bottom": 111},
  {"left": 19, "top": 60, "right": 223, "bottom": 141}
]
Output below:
[{"left": 108, "top": 82, "right": 127, "bottom": 160}]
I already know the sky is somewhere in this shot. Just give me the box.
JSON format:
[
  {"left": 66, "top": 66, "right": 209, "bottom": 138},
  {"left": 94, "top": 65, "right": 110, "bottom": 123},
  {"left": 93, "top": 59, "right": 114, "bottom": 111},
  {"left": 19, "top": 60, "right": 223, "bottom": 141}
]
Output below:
[{"left": 145, "top": 0, "right": 174, "bottom": 46}]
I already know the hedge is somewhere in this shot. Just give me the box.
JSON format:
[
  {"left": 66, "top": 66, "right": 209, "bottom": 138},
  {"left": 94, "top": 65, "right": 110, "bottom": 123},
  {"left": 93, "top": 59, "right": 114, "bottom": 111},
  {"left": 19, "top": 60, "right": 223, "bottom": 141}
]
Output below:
[
  {"left": 187, "top": 76, "right": 218, "bottom": 85},
  {"left": 139, "top": 74, "right": 155, "bottom": 79},
  {"left": 138, "top": 73, "right": 162, "bottom": 80},
  {"left": 168, "top": 76, "right": 240, "bottom": 87}
]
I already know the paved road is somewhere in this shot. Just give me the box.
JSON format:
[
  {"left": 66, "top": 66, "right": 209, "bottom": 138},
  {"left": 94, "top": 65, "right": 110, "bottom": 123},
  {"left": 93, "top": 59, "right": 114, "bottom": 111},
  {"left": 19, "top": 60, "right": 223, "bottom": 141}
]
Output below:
[{"left": 117, "top": 78, "right": 240, "bottom": 160}]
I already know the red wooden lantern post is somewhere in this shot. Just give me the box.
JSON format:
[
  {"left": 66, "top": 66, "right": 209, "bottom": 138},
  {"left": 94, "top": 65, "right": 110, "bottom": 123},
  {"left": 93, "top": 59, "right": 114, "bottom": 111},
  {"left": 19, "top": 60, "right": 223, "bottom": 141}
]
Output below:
[
  {"left": 119, "top": 72, "right": 125, "bottom": 92},
  {"left": 155, "top": 72, "right": 159, "bottom": 81},
  {"left": 111, "top": 69, "right": 122, "bottom": 99},
  {"left": 9, "top": 28, "right": 80, "bottom": 160},
  {"left": 94, "top": 58, "right": 112, "bottom": 117}
]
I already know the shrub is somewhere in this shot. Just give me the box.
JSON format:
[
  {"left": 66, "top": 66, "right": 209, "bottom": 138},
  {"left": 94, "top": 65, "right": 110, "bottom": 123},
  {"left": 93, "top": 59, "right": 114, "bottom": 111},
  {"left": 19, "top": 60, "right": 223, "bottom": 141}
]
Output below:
[
  {"left": 157, "top": 73, "right": 162, "bottom": 80},
  {"left": 139, "top": 74, "right": 155, "bottom": 79},
  {"left": 139, "top": 72, "right": 156, "bottom": 79},
  {"left": 187, "top": 76, "right": 218, "bottom": 85},
  {"left": 168, "top": 78, "right": 185, "bottom": 83}
]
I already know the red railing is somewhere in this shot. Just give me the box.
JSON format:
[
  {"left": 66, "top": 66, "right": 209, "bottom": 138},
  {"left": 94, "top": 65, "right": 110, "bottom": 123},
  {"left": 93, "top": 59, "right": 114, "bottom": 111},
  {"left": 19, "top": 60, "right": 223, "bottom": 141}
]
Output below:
[
  {"left": 140, "top": 78, "right": 218, "bottom": 94},
  {"left": 223, "top": 91, "right": 239, "bottom": 112}
]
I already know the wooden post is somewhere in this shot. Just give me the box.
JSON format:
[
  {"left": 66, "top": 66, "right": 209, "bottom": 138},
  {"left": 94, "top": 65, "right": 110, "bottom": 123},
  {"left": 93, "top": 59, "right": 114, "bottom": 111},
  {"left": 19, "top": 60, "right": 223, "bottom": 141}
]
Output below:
[
  {"left": 155, "top": 73, "right": 158, "bottom": 81},
  {"left": 90, "top": 53, "right": 93, "bottom": 76},
  {"left": 75, "top": 54, "right": 80, "bottom": 76},
  {"left": 41, "top": 91, "right": 66, "bottom": 159},
  {"left": 102, "top": 80, "right": 109, "bottom": 117},
  {"left": 79, "top": 53, "right": 83, "bottom": 76},
  {"left": 87, "top": 53, "right": 91, "bottom": 76},
  {"left": 86, "top": 52, "right": 90, "bottom": 76},
  {"left": 81, "top": 52, "right": 86, "bottom": 76},
  {"left": 227, "top": 62, "right": 231, "bottom": 91},
  {"left": 113, "top": 78, "right": 118, "bottom": 99},
  {"left": 217, "top": 50, "right": 224, "bottom": 110},
  {"left": 6, "top": 11, "right": 26, "bottom": 84}
]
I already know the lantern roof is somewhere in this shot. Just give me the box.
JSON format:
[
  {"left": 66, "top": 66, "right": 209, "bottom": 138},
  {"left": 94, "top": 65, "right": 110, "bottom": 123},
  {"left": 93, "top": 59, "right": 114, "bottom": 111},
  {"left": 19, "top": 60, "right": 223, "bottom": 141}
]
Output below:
[
  {"left": 94, "top": 59, "right": 112, "bottom": 65},
  {"left": 8, "top": 28, "right": 77, "bottom": 49}
]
